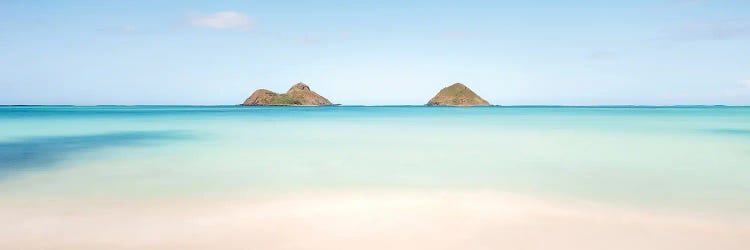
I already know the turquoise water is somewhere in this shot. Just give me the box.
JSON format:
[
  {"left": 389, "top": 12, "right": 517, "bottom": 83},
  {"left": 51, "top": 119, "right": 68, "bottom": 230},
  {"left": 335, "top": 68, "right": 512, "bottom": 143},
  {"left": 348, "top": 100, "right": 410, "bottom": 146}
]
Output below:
[{"left": 1, "top": 106, "right": 749, "bottom": 216}]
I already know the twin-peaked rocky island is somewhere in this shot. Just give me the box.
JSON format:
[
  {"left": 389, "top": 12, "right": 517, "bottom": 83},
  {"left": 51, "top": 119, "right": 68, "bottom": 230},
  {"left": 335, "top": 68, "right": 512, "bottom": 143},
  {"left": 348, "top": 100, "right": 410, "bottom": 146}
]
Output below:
[{"left": 242, "top": 82, "right": 491, "bottom": 106}]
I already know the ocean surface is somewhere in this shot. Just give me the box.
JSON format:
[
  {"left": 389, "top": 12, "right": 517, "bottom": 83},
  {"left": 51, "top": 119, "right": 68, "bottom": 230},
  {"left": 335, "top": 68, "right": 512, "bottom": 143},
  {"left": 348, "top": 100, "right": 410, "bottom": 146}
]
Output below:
[{"left": 1, "top": 106, "right": 749, "bottom": 218}]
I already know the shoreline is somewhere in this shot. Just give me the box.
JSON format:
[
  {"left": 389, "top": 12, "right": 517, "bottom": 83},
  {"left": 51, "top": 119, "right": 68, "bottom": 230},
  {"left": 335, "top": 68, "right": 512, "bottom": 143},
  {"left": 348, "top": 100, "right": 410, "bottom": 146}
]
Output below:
[{"left": 2, "top": 189, "right": 748, "bottom": 249}]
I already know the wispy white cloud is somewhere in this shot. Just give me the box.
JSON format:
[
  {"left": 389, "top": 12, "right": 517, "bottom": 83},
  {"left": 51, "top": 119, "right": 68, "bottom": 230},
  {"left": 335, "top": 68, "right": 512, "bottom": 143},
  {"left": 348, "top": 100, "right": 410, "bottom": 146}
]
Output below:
[
  {"left": 664, "top": 19, "right": 750, "bottom": 41},
  {"left": 300, "top": 33, "right": 320, "bottom": 44},
  {"left": 119, "top": 25, "right": 137, "bottom": 32},
  {"left": 670, "top": 0, "right": 714, "bottom": 7},
  {"left": 676, "top": 0, "right": 707, "bottom": 4},
  {"left": 188, "top": 11, "right": 254, "bottom": 31},
  {"left": 442, "top": 31, "right": 479, "bottom": 40},
  {"left": 589, "top": 51, "right": 617, "bottom": 60},
  {"left": 724, "top": 80, "right": 750, "bottom": 98},
  {"left": 99, "top": 25, "right": 138, "bottom": 33},
  {"left": 293, "top": 31, "right": 352, "bottom": 44}
]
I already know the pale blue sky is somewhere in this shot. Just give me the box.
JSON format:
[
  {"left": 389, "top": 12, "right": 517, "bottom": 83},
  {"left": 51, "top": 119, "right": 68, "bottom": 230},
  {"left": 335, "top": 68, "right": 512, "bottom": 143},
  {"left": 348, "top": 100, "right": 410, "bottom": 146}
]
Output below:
[{"left": 1, "top": 0, "right": 749, "bottom": 105}]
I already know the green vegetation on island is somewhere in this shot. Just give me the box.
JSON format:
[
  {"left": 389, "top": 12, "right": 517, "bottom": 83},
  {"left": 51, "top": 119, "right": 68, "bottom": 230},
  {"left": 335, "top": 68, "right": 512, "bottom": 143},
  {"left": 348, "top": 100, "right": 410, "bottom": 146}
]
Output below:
[{"left": 242, "top": 83, "right": 332, "bottom": 106}]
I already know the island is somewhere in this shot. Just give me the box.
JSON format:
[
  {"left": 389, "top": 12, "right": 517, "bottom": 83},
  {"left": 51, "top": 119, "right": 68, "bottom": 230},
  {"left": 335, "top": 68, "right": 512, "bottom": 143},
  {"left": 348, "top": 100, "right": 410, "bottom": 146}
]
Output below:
[
  {"left": 242, "top": 82, "right": 333, "bottom": 106},
  {"left": 426, "top": 83, "right": 490, "bottom": 106}
]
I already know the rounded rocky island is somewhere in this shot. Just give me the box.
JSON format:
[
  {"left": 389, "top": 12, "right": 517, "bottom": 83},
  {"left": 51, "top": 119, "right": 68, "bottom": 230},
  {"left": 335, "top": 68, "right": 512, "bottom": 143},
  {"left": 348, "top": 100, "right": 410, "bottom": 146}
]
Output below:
[{"left": 426, "top": 83, "right": 490, "bottom": 106}]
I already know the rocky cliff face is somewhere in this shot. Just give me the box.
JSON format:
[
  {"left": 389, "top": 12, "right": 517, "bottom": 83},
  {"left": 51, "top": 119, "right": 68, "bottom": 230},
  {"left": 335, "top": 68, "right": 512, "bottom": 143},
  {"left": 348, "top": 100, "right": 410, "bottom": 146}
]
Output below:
[
  {"left": 426, "top": 83, "right": 490, "bottom": 106},
  {"left": 285, "top": 83, "right": 333, "bottom": 106},
  {"left": 242, "top": 83, "right": 332, "bottom": 106},
  {"left": 243, "top": 89, "right": 278, "bottom": 105}
]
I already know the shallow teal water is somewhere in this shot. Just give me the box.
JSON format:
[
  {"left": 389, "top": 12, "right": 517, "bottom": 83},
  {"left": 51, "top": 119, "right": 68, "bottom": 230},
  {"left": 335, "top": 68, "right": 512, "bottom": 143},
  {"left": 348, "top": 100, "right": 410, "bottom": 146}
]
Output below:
[{"left": 1, "top": 106, "right": 749, "bottom": 216}]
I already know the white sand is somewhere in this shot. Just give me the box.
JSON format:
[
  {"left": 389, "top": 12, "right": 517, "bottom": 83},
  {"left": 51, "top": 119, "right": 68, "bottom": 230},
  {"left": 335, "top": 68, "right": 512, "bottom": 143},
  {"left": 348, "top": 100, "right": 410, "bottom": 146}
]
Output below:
[{"left": 1, "top": 190, "right": 748, "bottom": 250}]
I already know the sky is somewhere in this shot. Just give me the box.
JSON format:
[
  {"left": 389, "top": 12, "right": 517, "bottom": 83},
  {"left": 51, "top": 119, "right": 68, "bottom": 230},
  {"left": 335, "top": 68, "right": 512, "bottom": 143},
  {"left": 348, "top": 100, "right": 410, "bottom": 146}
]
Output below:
[{"left": 1, "top": 0, "right": 749, "bottom": 105}]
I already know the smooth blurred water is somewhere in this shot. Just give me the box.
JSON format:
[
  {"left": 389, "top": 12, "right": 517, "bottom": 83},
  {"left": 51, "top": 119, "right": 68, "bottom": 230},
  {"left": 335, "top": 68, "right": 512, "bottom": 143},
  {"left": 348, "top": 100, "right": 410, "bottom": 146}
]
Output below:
[{"left": 1, "top": 106, "right": 749, "bottom": 216}]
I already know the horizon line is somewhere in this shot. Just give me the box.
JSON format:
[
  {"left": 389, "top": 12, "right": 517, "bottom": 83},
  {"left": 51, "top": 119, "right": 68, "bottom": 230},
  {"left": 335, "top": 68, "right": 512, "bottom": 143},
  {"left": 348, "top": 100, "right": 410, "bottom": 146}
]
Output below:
[{"left": 0, "top": 104, "right": 745, "bottom": 108}]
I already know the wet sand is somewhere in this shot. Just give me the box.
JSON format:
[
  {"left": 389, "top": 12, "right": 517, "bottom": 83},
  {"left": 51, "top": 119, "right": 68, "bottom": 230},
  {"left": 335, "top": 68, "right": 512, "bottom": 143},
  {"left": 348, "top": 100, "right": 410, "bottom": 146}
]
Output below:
[{"left": 1, "top": 190, "right": 748, "bottom": 250}]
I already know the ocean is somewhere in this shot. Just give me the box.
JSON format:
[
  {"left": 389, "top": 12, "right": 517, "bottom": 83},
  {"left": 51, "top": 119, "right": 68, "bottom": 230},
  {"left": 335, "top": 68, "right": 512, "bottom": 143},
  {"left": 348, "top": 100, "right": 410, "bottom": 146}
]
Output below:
[{"left": 1, "top": 105, "right": 748, "bottom": 218}]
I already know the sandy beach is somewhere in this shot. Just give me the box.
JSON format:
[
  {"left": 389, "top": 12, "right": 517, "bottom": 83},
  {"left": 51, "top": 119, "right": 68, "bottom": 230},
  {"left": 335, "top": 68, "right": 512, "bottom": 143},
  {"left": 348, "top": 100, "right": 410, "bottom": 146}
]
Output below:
[{"left": 2, "top": 190, "right": 748, "bottom": 250}]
